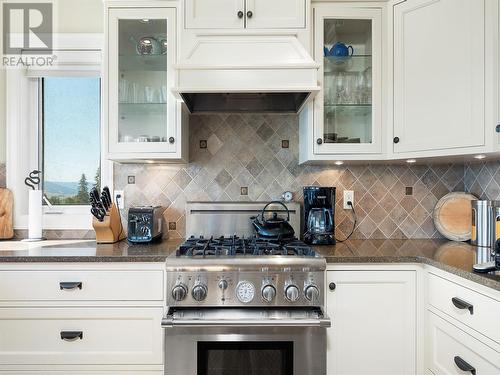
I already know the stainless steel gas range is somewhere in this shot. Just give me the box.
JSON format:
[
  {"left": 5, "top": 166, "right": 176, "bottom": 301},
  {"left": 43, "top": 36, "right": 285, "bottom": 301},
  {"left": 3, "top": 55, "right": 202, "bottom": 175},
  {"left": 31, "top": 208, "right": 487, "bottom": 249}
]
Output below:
[{"left": 162, "top": 202, "right": 331, "bottom": 375}]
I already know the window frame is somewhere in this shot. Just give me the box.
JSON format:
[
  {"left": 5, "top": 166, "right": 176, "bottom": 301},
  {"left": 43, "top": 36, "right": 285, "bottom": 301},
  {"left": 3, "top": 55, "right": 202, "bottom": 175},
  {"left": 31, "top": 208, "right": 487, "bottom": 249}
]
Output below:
[{"left": 6, "top": 34, "right": 111, "bottom": 230}]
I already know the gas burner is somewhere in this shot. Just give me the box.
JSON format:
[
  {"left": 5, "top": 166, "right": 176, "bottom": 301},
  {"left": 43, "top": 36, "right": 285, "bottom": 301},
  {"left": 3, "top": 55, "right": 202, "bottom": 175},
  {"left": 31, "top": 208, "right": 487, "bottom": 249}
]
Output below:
[{"left": 176, "top": 235, "right": 316, "bottom": 258}]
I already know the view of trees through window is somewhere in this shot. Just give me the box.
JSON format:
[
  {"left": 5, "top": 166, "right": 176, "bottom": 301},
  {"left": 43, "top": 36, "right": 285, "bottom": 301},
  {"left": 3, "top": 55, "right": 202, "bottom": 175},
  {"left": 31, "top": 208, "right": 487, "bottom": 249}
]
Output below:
[{"left": 42, "top": 77, "right": 101, "bottom": 205}]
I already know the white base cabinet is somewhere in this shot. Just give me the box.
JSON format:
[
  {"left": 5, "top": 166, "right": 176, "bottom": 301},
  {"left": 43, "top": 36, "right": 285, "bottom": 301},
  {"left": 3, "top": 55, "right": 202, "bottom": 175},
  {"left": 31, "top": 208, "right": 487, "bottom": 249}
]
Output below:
[
  {"left": 326, "top": 267, "right": 417, "bottom": 375},
  {"left": 0, "top": 307, "right": 163, "bottom": 366},
  {"left": 425, "top": 268, "right": 500, "bottom": 375},
  {"left": 0, "top": 263, "right": 165, "bottom": 372},
  {"left": 427, "top": 312, "right": 500, "bottom": 375}
]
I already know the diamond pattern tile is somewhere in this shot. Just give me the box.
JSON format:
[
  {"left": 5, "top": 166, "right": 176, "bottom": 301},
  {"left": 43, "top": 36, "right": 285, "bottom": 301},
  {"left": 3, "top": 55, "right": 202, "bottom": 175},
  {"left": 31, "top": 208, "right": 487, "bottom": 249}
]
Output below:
[{"left": 12, "top": 116, "right": 499, "bottom": 240}]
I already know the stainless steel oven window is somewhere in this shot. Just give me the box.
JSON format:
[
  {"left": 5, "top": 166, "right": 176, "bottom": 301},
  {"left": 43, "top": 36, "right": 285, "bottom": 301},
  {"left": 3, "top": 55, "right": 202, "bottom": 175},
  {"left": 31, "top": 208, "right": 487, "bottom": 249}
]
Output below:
[{"left": 197, "top": 341, "right": 293, "bottom": 375}]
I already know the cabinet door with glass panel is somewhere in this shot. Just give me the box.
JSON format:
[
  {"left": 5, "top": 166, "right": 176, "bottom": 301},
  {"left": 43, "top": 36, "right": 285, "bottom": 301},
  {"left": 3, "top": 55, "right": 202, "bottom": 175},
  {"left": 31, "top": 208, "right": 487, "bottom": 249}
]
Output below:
[
  {"left": 107, "top": 8, "right": 177, "bottom": 158},
  {"left": 313, "top": 6, "right": 382, "bottom": 155}
]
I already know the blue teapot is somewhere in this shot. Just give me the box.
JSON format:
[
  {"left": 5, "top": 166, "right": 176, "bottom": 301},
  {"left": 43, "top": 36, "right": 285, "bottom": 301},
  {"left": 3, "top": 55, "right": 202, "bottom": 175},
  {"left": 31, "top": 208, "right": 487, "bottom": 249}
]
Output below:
[{"left": 326, "top": 42, "right": 354, "bottom": 57}]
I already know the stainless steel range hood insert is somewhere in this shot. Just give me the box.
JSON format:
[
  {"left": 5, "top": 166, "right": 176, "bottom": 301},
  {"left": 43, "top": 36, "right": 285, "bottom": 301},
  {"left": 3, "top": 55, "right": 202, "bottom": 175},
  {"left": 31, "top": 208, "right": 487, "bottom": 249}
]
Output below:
[{"left": 174, "top": 35, "right": 319, "bottom": 113}]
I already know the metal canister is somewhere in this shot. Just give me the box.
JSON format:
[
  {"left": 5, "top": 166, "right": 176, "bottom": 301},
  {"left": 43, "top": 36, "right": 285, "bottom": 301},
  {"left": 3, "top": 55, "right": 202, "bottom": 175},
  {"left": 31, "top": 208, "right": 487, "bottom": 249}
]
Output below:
[{"left": 471, "top": 200, "right": 495, "bottom": 247}]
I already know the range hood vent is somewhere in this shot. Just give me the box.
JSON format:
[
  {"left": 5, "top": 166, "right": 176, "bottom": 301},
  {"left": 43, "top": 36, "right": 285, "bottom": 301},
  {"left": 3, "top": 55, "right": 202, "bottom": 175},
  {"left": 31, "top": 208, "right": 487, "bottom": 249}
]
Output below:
[
  {"left": 181, "top": 92, "right": 311, "bottom": 113},
  {"left": 174, "top": 35, "right": 319, "bottom": 113}
]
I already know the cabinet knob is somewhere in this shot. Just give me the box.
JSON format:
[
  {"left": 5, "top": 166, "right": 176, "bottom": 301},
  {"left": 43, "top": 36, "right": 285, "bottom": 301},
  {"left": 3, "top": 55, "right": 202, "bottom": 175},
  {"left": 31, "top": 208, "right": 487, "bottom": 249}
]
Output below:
[
  {"left": 393, "top": 137, "right": 400, "bottom": 144},
  {"left": 329, "top": 282, "right": 336, "bottom": 291},
  {"left": 454, "top": 356, "right": 476, "bottom": 375},
  {"left": 316, "top": 138, "right": 323, "bottom": 145},
  {"left": 496, "top": 124, "right": 500, "bottom": 133},
  {"left": 237, "top": 11, "right": 244, "bottom": 19},
  {"left": 168, "top": 137, "right": 175, "bottom": 144},
  {"left": 247, "top": 10, "right": 253, "bottom": 18}
]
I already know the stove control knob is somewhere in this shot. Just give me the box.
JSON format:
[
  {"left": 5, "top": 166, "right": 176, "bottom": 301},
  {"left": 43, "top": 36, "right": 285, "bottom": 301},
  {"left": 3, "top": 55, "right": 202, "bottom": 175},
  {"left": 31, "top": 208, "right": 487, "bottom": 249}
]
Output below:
[
  {"left": 192, "top": 284, "right": 208, "bottom": 301},
  {"left": 218, "top": 279, "right": 228, "bottom": 290},
  {"left": 304, "top": 284, "right": 320, "bottom": 302},
  {"left": 285, "top": 284, "right": 300, "bottom": 302},
  {"left": 262, "top": 285, "right": 276, "bottom": 303},
  {"left": 171, "top": 283, "right": 188, "bottom": 302}
]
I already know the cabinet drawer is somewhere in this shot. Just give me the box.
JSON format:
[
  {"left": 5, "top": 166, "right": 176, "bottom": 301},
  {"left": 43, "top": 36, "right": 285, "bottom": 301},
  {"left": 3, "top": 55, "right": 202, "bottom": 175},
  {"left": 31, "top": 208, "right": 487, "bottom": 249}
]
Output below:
[
  {"left": 428, "top": 273, "right": 500, "bottom": 344},
  {"left": 0, "top": 270, "right": 163, "bottom": 301},
  {"left": 0, "top": 307, "right": 163, "bottom": 365},
  {"left": 427, "top": 312, "right": 500, "bottom": 375}
]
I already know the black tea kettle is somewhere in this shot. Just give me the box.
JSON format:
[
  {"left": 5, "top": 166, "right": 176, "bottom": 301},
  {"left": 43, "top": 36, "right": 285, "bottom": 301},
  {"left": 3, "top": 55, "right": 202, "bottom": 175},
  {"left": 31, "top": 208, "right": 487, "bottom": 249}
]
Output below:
[{"left": 251, "top": 201, "right": 295, "bottom": 240}]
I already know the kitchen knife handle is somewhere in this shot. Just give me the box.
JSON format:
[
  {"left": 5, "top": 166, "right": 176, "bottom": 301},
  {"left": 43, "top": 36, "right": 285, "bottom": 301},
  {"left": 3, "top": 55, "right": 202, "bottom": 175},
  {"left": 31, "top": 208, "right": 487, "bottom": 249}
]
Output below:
[
  {"left": 452, "top": 297, "right": 474, "bottom": 315},
  {"left": 454, "top": 356, "right": 476, "bottom": 375},
  {"left": 60, "top": 331, "right": 83, "bottom": 341},
  {"left": 59, "top": 281, "right": 83, "bottom": 290}
]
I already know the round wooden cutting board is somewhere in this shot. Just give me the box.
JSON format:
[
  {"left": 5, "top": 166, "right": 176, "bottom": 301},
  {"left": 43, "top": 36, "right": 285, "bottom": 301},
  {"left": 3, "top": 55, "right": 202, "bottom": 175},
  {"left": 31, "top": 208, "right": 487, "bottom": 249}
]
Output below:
[{"left": 433, "top": 192, "right": 477, "bottom": 241}]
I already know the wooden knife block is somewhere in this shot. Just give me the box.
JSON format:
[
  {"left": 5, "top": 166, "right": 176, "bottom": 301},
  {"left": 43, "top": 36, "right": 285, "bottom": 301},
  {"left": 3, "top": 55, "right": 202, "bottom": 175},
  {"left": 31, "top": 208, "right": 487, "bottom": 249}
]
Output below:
[{"left": 92, "top": 204, "right": 125, "bottom": 244}]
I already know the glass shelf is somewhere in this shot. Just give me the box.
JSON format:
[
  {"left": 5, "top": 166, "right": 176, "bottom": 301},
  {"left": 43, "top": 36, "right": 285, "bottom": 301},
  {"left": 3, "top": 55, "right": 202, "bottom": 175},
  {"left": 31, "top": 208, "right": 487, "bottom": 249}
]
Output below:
[
  {"left": 119, "top": 102, "right": 166, "bottom": 105},
  {"left": 119, "top": 55, "right": 167, "bottom": 71},
  {"left": 324, "top": 55, "right": 372, "bottom": 74}
]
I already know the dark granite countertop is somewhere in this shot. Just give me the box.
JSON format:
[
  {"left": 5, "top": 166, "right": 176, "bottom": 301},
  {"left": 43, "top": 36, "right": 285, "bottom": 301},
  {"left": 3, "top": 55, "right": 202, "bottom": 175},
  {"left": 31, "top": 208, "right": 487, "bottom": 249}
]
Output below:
[
  {"left": 0, "top": 239, "right": 183, "bottom": 263},
  {"left": 315, "top": 239, "right": 500, "bottom": 291},
  {"left": 0, "top": 238, "right": 498, "bottom": 291}
]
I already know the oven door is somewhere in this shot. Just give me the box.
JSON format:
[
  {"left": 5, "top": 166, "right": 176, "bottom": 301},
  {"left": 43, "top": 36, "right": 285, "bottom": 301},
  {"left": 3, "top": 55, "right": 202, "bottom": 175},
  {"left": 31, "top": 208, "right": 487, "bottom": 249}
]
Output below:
[{"left": 162, "top": 307, "right": 331, "bottom": 375}]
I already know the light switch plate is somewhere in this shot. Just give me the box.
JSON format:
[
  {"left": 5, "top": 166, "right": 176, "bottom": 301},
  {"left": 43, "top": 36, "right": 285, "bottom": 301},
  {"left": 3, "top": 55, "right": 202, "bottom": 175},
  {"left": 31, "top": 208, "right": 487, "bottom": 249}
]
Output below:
[{"left": 343, "top": 190, "right": 354, "bottom": 210}]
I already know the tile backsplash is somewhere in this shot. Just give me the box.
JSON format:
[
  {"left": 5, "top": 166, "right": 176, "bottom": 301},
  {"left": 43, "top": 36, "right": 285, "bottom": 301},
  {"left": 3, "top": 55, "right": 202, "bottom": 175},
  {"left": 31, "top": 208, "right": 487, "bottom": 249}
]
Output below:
[
  {"left": 5, "top": 115, "right": 499, "bottom": 241},
  {"left": 464, "top": 160, "right": 500, "bottom": 201},
  {"left": 114, "top": 113, "right": 467, "bottom": 240}
]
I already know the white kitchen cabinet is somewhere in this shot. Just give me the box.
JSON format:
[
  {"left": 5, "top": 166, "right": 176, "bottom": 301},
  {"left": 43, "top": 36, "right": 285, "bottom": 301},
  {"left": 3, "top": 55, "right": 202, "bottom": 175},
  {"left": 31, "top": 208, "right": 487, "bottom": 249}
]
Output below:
[
  {"left": 185, "top": 0, "right": 245, "bottom": 29},
  {"left": 106, "top": 5, "right": 188, "bottom": 162},
  {"left": 326, "top": 269, "right": 417, "bottom": 375},
  {"left": 393, "top": 0, "right": 486, "bottom": 157},
  {"left": 0, "top": 263, "right": 165, "bottom": 372},
  {"left": 246, "top": 0, "right": 306, "bottom": 29},
  {"left": 426, "top": 312, "right": 500, "bottom": 375},
  {"left": 0, "top": 307, "right": 163, "bottom": 366},
  {"left": 185, "top": 0, "right": 306, "bottom": 29},
  {"left": 300, "top": 4, "right": 384, "bottom": 163}
]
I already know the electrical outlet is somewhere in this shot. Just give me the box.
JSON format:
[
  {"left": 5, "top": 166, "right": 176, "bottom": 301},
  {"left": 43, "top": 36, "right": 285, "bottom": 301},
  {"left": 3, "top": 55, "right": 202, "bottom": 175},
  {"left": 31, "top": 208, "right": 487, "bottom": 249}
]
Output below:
[
  {"left": 114, "top": 190, "right": 124, "bottom": 209},
  {"left": 343, "top": 190, "right": 354, "bottom": 210}
]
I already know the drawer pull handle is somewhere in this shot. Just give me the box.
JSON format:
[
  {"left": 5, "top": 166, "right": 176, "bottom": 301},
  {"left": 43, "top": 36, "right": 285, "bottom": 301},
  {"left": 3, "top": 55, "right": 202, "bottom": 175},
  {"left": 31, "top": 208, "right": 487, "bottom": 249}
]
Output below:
[
  {"left": 59, "top": 282, "right": 82, "bottom": 290},
  {"left": 454, "top": 356, "right": 476, "bottom": 375},
  {"left": 60, "top": 331, "right": 83, "bottom": 342},
  {"left": 452, "top": 297, "right": 474, "bottom": 315}
]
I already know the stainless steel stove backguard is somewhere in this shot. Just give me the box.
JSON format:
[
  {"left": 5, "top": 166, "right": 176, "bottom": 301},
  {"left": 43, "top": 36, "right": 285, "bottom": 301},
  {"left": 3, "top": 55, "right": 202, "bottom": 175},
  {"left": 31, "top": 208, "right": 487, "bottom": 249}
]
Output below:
[{"left": 185, "top": 202, "right": 301, "bottom": 238}]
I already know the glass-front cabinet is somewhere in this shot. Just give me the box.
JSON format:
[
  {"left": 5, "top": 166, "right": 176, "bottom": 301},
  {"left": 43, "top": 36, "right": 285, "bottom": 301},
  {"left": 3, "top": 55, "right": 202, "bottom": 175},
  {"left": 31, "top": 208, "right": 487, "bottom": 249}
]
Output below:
[
  {"left": 107, "top": 7, "right": 184, "bottom": 161},
  {"left": 313, "top": 6, "right": 382, "bottom": 155}
]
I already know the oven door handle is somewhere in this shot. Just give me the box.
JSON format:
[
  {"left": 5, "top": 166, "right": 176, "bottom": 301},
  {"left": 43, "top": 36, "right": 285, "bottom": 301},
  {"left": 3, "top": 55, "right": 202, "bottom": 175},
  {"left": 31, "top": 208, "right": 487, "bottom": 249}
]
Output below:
[{"left": 162, "top": 315, "right": 332, "bottom": 328}]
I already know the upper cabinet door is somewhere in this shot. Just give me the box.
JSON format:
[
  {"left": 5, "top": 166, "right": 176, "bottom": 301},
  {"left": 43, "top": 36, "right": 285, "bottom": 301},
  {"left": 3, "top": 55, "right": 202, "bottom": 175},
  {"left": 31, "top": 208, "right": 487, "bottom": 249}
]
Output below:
[
  {"left": 108, "top": 8, "right": 177, "bottom": 155},
  {"left": 246, "top": 0, "right": 306, "bottom": 29},
  {"left": 393, "top": 0, "right": 486, "bottom": 154},
  {"left": 185, "top": 0, "right": 245, "bottom": 29},
  {"left": 313, "top": 6, "right": 383, "bottom": 155}
]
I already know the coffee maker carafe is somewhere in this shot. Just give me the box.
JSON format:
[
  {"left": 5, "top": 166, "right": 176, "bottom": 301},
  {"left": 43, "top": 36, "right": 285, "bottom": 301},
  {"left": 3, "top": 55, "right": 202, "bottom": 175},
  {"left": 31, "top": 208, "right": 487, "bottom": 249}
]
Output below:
[{"left": 304, "top": 186, "right": 336, "bottom": 245}]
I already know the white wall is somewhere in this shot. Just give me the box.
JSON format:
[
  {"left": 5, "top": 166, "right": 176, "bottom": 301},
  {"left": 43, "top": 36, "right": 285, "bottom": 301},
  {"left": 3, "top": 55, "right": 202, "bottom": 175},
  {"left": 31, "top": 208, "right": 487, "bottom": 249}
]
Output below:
[{"left": 0, "top": 0, "right": 104, "bottom": 164}]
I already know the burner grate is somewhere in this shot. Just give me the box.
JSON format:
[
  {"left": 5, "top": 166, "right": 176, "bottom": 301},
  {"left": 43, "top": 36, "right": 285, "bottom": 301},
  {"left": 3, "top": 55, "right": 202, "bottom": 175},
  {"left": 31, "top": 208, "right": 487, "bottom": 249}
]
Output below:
[{"left": 176, "top": 235, "right": 316, "bottom": 258}]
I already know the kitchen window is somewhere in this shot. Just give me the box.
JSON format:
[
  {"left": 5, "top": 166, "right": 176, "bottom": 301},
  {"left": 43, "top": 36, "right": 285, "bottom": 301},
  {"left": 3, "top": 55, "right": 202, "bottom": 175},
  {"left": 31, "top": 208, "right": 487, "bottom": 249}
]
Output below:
[
  {"left": 5, "top": 34, "right": 110, "bottom": 230},
  {"left": 41, "top": 77, "right": 101, "bottom": 206}
]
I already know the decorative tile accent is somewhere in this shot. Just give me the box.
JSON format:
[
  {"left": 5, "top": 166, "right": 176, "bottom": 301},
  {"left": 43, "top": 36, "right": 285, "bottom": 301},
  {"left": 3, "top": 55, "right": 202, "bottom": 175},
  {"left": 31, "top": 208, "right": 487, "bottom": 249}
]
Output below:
[
  {"left": 127, "top": 175, "right": 135, "bottom": 184},
  {"left": 114, "top": 113, "right": 468, "bottom": 240}
]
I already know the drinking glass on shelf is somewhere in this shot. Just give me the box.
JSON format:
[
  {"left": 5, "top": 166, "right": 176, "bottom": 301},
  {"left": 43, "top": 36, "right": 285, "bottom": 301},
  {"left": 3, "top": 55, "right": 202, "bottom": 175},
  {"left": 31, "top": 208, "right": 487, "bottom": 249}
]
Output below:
[
  {"left": 335, "top": 72, "right": 345, "bottom": 104},
  {"left": 145, "top": 86, "right": 154, "bottom": 103}
]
